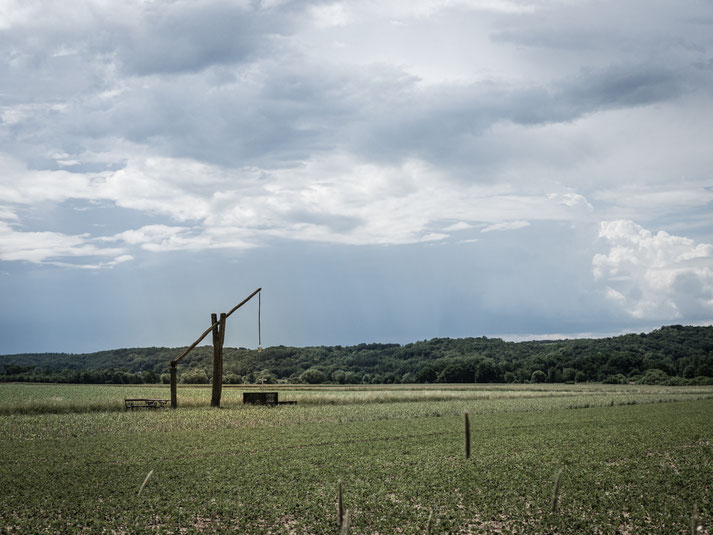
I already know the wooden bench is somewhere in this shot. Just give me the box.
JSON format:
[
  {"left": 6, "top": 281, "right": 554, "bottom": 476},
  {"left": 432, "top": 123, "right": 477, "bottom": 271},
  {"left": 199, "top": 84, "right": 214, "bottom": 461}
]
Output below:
[{"left": 125, "top": 398, "right": 170, "bottom": 410}]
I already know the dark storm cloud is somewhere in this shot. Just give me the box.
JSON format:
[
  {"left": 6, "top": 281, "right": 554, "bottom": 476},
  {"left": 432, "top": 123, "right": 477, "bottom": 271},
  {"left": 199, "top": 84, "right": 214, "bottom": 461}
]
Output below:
[
  {"left": 95, "top": 64, "right": 359, "bottom": 166},
  {"left": 346, "top": 64, "right": 687, "bottom": 170},
  {"left": 111, "top": 2, "right": 293, "bottom": 76},
  {"left": 15, "top": 59, "right": 682, "bottom": 174},
  {"left": 0, "top": 1, "right": 302, "bottom": 169},
  {"left": 1, "top": 0, "right": 707, "bottom": 176},
  {"left": 0, "top": 1, "right": 297, "bottom": 78},
  {"left": 561, "top": 65, "right": 682, "bottom": 111},
  {"left": 490, "top": 0, "right": 713, "bottom": 57}
]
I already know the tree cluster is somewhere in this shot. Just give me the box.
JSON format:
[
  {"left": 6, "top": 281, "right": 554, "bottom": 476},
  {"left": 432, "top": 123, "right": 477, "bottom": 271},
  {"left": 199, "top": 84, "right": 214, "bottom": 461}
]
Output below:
[{"left": 1, "top": 325, "right": 712, "bottom": 385}]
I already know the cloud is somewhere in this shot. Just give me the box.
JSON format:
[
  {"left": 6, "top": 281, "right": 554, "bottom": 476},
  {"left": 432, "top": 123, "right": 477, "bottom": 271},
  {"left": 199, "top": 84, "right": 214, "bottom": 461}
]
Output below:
[
  {"left": 45, "top": 254, "right": 134, "bottom": 270},
  {"left": 309, "top": 3, "right": 353, "bottom": 28},
  {"left": 3, "top": 0, "right": 713, "bottom": 353},
  {"left": 593, "top": 220, "right": 713, "bottom": 320},
  {"left": 3, "top": 2, "right": 706, "bottom": 177},
  {"left": 110, "top": 224, "right": 254, "bottom": 252},
  {"left": 561, "top": 64, "right": 682, "bottom": 111},
  {"left": 0, "top": 1, "right": 294, "bottom": 76},
  {"left": 420, "top": 232, "right": 448, "bottom": 242},
  {"left": 0, "top": 221, "right": 127, "bottom": 265},
  {"left": 0, "top": 206, "right": 18, "bottom": 221},
  {"left": 0, "top": 145, "right": 604, "bottom": 264},
  {"left": 547, "top": 193, "right": 594, "bottom": 211},
  {"left": 481, "top": 221, "right": 531, "bottom": 233},
  {"left": 490, "top": 0, "right": 713, "bottom": 65},
  {"left": 443, "top": 221, "right": 473, "bottom": 231},
  {"left": 1, "top": 0, "right": 712, "bottom": 270},
  {"left": 0, "top": 152, "right": 227, "bottom": 222},
  {"left": 114, "top": 3, "right": 288, "bottom": 76},
  {"left": 0, "top": 155, "right": 100, "bottom": 204},
  {"left": 593, "top": 183, "right": 713, "bottom": 220}
]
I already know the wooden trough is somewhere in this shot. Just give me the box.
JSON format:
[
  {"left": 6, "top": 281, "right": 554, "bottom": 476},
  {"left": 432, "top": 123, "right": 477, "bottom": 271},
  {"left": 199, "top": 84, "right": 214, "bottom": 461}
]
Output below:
[{"left": 243, "top": 392, "right": 296, "bottom": 406}]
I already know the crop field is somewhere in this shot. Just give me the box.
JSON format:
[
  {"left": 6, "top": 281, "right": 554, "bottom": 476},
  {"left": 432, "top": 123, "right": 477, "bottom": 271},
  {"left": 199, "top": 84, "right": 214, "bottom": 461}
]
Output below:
[{"left": 1, "top": 384, "right": 712, "bottom": 533}]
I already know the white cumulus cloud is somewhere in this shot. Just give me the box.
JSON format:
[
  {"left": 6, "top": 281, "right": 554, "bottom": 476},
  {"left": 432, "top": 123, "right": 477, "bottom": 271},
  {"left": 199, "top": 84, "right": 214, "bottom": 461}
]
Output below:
[{"left": 593, "top": 220, "right": 713, "bottom": 320}]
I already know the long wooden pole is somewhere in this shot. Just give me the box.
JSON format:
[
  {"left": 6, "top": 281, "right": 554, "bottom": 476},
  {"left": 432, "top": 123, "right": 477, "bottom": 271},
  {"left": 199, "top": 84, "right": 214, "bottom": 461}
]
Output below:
[
  {"left": 225, "top": 287, "right": 262, "bottom": 320},
  {"left": 219, "top": 313, "right": 226, "bottom": 393},
  {"left": 172, "top": 288, "right": 261, "bottom": 365}
]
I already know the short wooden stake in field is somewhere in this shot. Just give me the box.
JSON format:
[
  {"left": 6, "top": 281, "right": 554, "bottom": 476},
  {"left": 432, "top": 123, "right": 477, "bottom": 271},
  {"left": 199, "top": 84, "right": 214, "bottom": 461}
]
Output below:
[
  {"left": 337, "top": 480, "right": 350, "bottom": 534},
  {"left": 340, "top": 510, "right": 350, "bottom": 534},
  {"left": 137, "top": 469, "right": 153, "bottom": 497},
  {"left": 691, "top": 502, "right": 700, "bottom": 535},
  {"left": 464, "top": 412, "right": 471, "bottom": 459},
  {"left": 551, "top": 469, "right": 563, "bottom": 514},
  {"left": 337, "top": 480, "right": 344, "bottom": 528}
]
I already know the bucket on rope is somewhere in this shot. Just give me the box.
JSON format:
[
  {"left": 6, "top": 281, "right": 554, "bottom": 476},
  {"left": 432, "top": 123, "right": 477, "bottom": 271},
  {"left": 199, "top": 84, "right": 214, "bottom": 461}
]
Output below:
[{"left": 257, "top": 290, "right": 262, "bottom": 352}]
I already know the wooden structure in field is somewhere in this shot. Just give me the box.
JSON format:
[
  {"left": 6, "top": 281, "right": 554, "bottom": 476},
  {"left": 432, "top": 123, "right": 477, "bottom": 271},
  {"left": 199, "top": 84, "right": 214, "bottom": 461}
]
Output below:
[
  {"left": 125, "top": 398, "right": 169, "bottom": 410},
  {"left": 243, "top": 392, "right": 297, "bottom": 406},
  {"left": 170, "top": 288, "right": 261, "bottom": 409},
  {"left": 243, "top": 392, "right": 278, "bottom": 405}
]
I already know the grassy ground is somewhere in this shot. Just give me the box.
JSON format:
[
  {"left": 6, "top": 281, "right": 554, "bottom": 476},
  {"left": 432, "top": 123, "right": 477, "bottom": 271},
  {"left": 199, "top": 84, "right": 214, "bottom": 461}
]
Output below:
[
  {"left": 2, "top": 382, "right": 713, "bottom": 414},
  {"left": 1, "top": 383, "right": 712, "bottom": 533}
]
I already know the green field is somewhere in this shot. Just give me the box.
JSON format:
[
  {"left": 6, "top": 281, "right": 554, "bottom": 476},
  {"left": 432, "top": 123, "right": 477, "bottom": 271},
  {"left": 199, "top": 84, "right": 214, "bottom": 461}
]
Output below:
[{"left": 1, "top": 384, "right": 712, "bottom": 533}]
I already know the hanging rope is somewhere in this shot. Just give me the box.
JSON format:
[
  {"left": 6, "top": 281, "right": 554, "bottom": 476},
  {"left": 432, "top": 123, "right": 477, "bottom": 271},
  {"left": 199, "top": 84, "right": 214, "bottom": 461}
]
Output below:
[{"left": 257, "top": 290, "right": 262, "bottom": 352}]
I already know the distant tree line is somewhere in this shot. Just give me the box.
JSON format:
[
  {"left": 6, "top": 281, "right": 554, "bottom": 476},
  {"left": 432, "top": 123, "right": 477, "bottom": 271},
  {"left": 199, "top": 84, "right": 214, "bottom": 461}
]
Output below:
[{"left": 1, "top": 325, "right": 713, "bottom": 386}]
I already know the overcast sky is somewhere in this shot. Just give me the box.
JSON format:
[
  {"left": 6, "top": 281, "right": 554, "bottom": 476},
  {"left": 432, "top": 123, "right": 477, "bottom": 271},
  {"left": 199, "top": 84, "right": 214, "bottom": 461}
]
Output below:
[{"left": 1, "top": 0, "right": 712, "bottom": 354}]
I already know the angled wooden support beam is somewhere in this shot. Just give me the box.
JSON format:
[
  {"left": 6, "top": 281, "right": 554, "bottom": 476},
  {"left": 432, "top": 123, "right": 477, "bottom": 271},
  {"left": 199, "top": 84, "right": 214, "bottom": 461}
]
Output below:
[
  {"left": 171, "top": 320, "right": 219, "bottom": 366},
  {"left": 225, "top": 287, "right": 261, "bottom": 320}
]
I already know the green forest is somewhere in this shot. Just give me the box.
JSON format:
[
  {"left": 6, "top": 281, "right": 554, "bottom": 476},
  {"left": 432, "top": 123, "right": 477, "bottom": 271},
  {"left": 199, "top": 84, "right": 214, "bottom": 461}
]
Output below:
[{"left": 1, "top": 325, "right": 712, "bottom": 386}]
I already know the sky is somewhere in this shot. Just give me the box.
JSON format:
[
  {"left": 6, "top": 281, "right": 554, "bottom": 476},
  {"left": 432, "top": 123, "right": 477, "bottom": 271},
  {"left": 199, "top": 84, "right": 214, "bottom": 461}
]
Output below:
[{"left": 1, "top": 0, "right": 713, "bottom": 354}]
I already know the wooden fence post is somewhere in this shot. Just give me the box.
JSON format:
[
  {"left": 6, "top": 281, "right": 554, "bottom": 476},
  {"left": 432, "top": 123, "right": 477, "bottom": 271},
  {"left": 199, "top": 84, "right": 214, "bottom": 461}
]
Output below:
[
  {"left": 170, "top": 362, "right": 177, "bottom": 409},
  {"left": 464, "top": 413, "right": 471, "bottom": 459}
]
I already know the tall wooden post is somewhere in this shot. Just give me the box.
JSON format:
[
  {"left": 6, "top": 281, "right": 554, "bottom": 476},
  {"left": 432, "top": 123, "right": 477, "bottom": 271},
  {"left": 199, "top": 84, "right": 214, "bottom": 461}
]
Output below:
[
  {"left": 210, "top": 313, "right": 220, "bottom": 407},
  {"left": 211, "top": 312, "right": 226, "bottom": 407},
  {"left": 170, "top": 362, "right": 178, "bottom": 409}
]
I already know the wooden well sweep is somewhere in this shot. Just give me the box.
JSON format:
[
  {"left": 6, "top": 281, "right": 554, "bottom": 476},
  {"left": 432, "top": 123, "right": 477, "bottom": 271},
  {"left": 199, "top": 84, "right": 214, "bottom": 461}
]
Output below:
[{"left": 170, "top": 288, "right": 261, "bottom": 409}]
